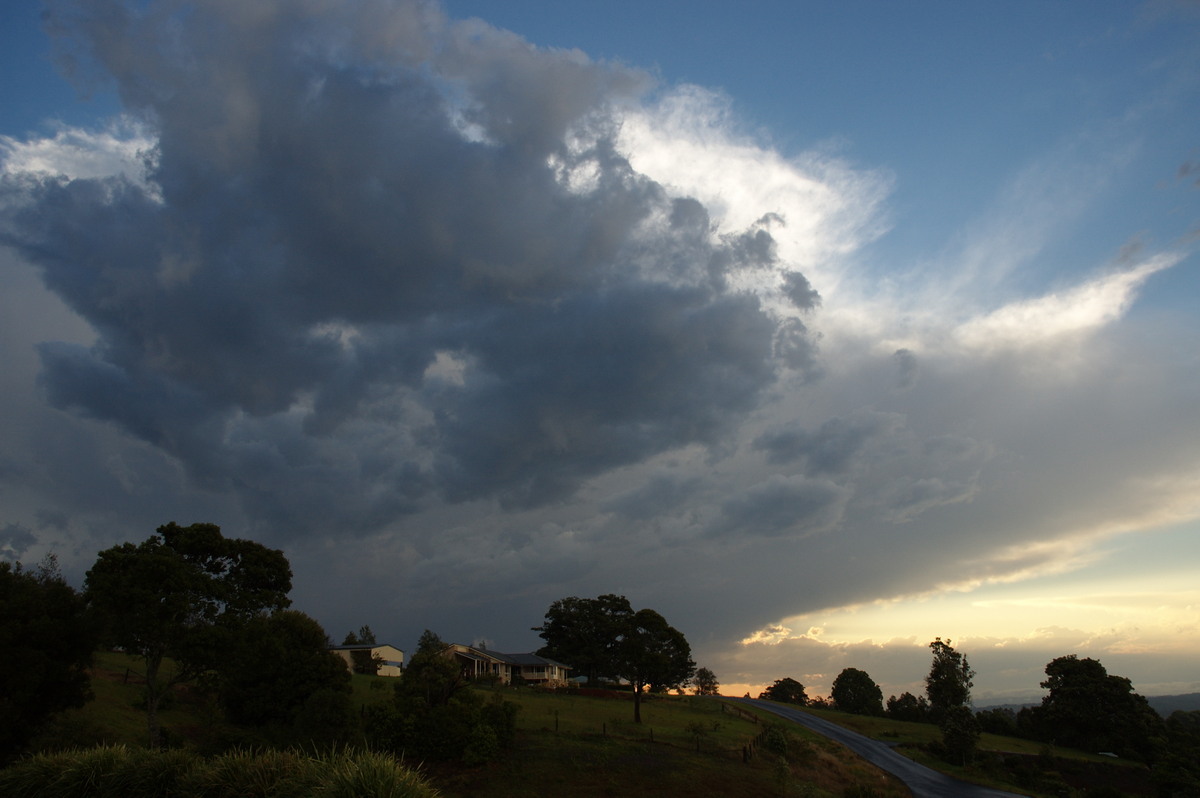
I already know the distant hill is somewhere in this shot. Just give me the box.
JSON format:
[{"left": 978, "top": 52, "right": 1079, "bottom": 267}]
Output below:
[
  {"left": 979, "top": 693, "right": 1200, "bottom": 718},
  {"left": 1147, "top": 693, "right": 1200, "bottom": 717}
]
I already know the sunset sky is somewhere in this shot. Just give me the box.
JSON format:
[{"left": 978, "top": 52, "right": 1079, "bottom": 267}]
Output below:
[{"left": 2, "top": 0, "right": 1198, "bottom": 704}]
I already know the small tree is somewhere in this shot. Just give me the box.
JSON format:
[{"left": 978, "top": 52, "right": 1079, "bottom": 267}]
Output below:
[
  {"left": 925, "top": 638, "right": 974, "bottom": 722},
  {"left": 939, "top": 705, "right": 981, "bottom": 765},
  {"left": 831, "top": 667, "right": 884, "bottom": 716},
  {"left": 887, "top": 691, "right": 930, "bottom": 723},
  {"left": 760, "top": 677, "right": 808, "bottom": 705},
  {"left": 692, "top": 666, "right": 720, "bottom": 696},
  {"left": 399, "top": 630, "right": 468, "bottom": 708},
  {"left": 343, "top": 625, "right": 384, "bottom": 675}
]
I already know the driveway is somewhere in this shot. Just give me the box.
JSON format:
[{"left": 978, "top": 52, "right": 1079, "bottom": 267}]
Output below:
[{"left": 730, "top": 698, "right": 1029, "bottom": 798}]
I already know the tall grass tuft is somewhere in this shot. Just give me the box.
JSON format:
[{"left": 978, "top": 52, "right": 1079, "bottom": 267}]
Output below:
[
  {"left": 0, "top": 744, "right": 198, "bottom": 798},
  {"left": 0, "top": 748, "right": 65, "bottom": 797},
  {"left": 313, "top": 749, "right": 442, "bottom": 798},
  {"left": 180, "top": 748, "right": 319, "bottom": 798},
  {"left": 0, "top": 745, "right": 438, "bottom": 798}
]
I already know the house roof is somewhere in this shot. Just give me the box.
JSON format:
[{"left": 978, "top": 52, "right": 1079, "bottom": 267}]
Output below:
[
  {"left": 329, "top": 643, "right": 403, "bottom": 652},
  {"left": 451, "top": 645, "right": 569, "bottom": 670}
]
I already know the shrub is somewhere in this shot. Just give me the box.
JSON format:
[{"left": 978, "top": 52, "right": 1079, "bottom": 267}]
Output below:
[{"left": 313, "top": 749, "right": 440, "bottom": 798}]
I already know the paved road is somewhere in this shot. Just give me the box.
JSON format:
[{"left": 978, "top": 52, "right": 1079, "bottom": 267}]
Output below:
[{"left": 731, "top": 698, "right": 1029, "bottom": 798}]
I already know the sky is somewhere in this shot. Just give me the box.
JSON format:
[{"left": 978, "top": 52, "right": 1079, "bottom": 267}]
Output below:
[{"left": 1, "top": 0, "right": 1198, "bottom": 705}]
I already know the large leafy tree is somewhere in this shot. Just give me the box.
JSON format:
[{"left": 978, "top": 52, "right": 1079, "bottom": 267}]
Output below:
[
  {"left": 85, "top": 522, "right": 292, "bottom": 747},
  {"left": 617, "top": 608, "right": 695, "bottom": 723},
  {"left": 924, "top": 638, "right": 974, "bottom": 721},
  {"left": 0, "top": 556, "right": 99, "bottom": 761},
  {"left": 218, "top": 610, "right": 352, "bottom": 741},
  {"left": 759, "top": 677, "right": 808, "bottom": 705},
  {"left": 1022, "top": 655, "right": 1164, "bottom": 761},
  {"left": 533, "top": 594, "right": 633, "bottom": 685},
  {"left": 831, "top": 667, "right": 884, "bottom": 716}
]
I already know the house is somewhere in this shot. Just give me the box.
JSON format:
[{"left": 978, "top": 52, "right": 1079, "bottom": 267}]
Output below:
[
  {"left": 329, "top": 643, "right": 405, "bottom": 677},
  {"left": 446, "top": 643, "right": 571, "bottom": 686}
]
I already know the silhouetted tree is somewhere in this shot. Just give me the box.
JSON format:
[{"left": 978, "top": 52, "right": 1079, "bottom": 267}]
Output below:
[
  {"left": 925, "top": 638, "right": 974, "bottom": 722},
  {"left": 831, "top": 667, "right": 884, "bottom": 715},
  {"left": 617, "top": 608, "right": 694, "bottom": 723},
  {"left": 1154, "top": 710, "right": 1200, "bottom": 795},
  {"left": 342, "top": 625, "right": 384, "bottom": 675},
  {"left": 760, "top": 677, "right": 808, "bottom": 705},
  {"left": 975, "top": 707, "right": 1018, "bottom": 736},
  {"left": 533, "top": 594, "right": 633, "bottom": 685},
  {"left": 219, "top": 610, "right": 352, "bottom": 742},
  {"left": 886, "top": 691, "right": 930, "bottom": 722},
  {"left": 939, "top": 705, "right": 981, "bottom": 765},
  {"left": 1021, "top": 655, "right": 1164, "bottom": 762},
  {"left": 365, "top": 629, "right": 519, "bottom": 762},
  {"left": 85, "top": 522, "right": 292, "bottom": 747},
  {"left": 692, "top": 666, "right": 720, "bottom": 696}
]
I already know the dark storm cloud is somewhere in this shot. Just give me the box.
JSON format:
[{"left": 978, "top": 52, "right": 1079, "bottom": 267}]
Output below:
[
  {"left": 752, "top": 410, "right": 904, "bottom": 473},
  {"left": 1, "top": 0, "right": 816, "bottom": 534},
  {"left": 0, "top": 523, "right": 38, "bottom": 561},
  {"left": 712, "top": 475, "right": 847, "bottom": 539},
  {"left": 603, "top": 473, "right": 704, "bottom": 520}
]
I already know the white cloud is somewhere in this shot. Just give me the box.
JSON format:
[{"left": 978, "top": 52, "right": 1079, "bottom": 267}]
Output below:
[{"left": 1, "top": 118, "right": 157, "bottom": 191}]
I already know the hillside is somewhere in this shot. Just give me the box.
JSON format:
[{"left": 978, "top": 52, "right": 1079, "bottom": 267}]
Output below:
[
  {"left": 27, "top": 652, "right": 909, "bottom": 797},
  {"left": 17, "top": 651, "right": 1177, "bottom": 797}
]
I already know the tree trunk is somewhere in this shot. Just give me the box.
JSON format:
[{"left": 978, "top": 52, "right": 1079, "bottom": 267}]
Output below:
[
  {"left": 144, "top": 652, "right": 164, "bottom": 749},
  {"left": 633, "top": 679, "right": 643, "bottom": 723}
]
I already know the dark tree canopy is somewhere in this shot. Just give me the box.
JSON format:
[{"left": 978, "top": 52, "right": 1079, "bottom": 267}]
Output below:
[
  {"left": 85, "top": 522, "right": 292, "bottom": 747},
  {"left": 343, "top": 624, "right": 383, "bottom": 675},
  {"left": 938, "top": 705, "right": 981, "bottom": 765},
  {"left": 399, "top": 629, "right": 468, "bottom": 709},
  {"left": 887, "top": 691, "right": 930, "bottom": 723},
  {"left": 831, "top": 667, "right": 883, "bottom": 715},
  {"left": 533, "top": 594, "right": 634, "bottom": 685},
  {"left": 218, "top": 610, "right": 351, "bottom": 738},
  {"left": 692, "top": 666, "right": 720, "bottom": 696},
  {"left": 760, "top": 677, "right": 809, "bottom": 705},
  {"left": 925, "top": 638, "right": 974, "bottom": 720},
  {"left": 534, "top": 595, "right": 693, "bottom": 723},
  {"left": 366, "top": 629, "right": 519, "bottom": 763},
  {"left": 1021, "top": 654, "right": 1164, "bottom": 762},
  {"left": 0, "top": 556, "right": 98, "bottom": 761},
  {"left": 617, "top": 608, "right": 695, "bottom": 722}
]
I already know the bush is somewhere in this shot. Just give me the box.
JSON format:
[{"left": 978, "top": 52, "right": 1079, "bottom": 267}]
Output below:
[{"left": 366, "top": 687, "right": 519, "bottom": 763}]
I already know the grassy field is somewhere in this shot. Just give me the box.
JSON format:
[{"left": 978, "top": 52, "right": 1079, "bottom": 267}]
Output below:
[
  {"left": 21, "top": 652, "right": 1155, "bottom": 797},
  {"left": 420, "top": 687, "right": 909, "bottom": 797}
]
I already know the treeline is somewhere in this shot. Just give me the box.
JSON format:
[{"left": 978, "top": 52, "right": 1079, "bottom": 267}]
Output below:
[
  {"left": 0, "top": 522, "right": 518, "bottom": 770},
  {"left": 757, "top": 638, "right": 1200, "bottom": 794}
]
